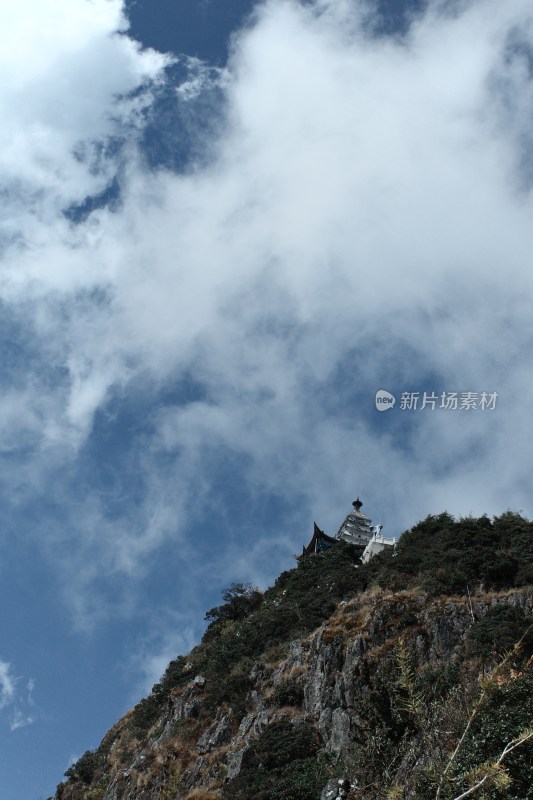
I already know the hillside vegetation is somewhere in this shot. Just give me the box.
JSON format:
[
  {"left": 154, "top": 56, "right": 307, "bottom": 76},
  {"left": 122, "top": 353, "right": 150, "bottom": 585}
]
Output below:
[{"left": 52, "top": 511, "right": 533, "bottom": 800}]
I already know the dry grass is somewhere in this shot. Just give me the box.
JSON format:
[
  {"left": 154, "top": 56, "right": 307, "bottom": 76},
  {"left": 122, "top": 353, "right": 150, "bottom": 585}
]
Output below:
[
  {"left": 262, "top": 642, "right": 289, "bottom": 664},
  {"left": 288, "top": 663, "right": 307, "bottom": 679},
  {"left": 365, "top": 637, "right": 397, "bottom": 661},
  {"left": 204, "top": 744, "right": 230, "bottom": 767},
  {"left": 321, "top": 624, "right": 350, "bottom": 644},
  {"left": 181, "top": 787, "right": 221, "bottom": 800}
]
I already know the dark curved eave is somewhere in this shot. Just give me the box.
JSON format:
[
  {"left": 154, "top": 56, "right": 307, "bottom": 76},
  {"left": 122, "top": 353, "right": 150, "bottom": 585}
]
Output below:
[{"left": 302, "top": 523, "right": 338, "bottom": 557}]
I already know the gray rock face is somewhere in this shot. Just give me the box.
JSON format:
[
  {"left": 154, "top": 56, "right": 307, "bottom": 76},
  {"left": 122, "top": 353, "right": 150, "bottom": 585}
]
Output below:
[
  {"left": 197, "top": 710, "right": 233, "bottom": 753},
  {"left": 317, "top": 705, "right": 351, "bottom": 755},
  {"left": 55, "top": 587, "right": 533, "bottom": 800},
  {"left": 328, "top": 708, "right": 352, "bottom": 755},
  {"left": 172, "top": 686, "right": 201, "bottom": 721},
  {"left": 225, "top": 748, "right": 246, "bottom": 780},
  {"left": 321, "top": 777, "right": 357, "bottom": 799},
  {"left": 304, "top": 634, "right": 345, "bottom": 718},
  {"left": 180, "top": 755, "right": 209, "bottom": 792}
]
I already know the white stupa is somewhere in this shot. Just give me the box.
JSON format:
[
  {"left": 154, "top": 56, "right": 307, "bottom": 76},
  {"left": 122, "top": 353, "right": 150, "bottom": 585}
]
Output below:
[{"left": 335, "top": 498, "right": 374, "bottom": 546}]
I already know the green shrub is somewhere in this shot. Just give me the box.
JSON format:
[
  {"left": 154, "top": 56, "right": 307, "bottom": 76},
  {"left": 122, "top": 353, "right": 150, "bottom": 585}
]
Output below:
[
  {"left": 127, "top": 693, "right": 164, "bottom": 739},
  {"left": 204, "top": 668, "right": 253, "bottom": 719},
  {"left": 242, "top": 720, "right": 320, "bottom": 770},
  {"left": 272, "top": 681, "right": 304, "bottom": 708},
  {"left": 64, "top": 750, "right": 102, "bottom": 785},
  {"left": 204, "top": 583, "right": 263, "bottom": 628},
  {"left": 82, "top": 781, "right": 108, "bottom": 800},
  {"left": 455, "top": 670, "right": 533, "bottom": 799},
  {"left": 365, "top": 512, "right": 533, "bottom": 595},
  {"left": 223, "top": 720, "right": 331, "bottom": 800},
  {"left": 467, "top": 605, "right": 530, "bottom": 660}
]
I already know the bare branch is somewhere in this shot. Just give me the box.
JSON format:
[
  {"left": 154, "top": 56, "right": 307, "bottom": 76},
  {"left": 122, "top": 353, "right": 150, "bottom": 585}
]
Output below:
[
  {"left": 435, "top": 621, "right": 533, "bottom": 800},
  {"left": 450, "top": 731, "right": 533, "bottom": 800}
]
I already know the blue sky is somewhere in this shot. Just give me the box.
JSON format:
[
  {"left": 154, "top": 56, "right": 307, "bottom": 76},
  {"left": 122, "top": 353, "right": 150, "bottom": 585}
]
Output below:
[{"left": 1, "top": 0, "right": 533, "bottom": 797}]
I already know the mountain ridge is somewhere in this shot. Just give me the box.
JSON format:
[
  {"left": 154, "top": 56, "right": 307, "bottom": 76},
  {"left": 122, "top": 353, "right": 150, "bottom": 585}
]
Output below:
[{"left": 50, "top": 511, "right": 533, "bottom": 800}]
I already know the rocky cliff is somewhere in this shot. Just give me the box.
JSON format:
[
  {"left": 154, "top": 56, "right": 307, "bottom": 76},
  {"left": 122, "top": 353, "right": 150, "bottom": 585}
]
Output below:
[{"left": 51, "top": 512, "right": 533, "bottom": 800}]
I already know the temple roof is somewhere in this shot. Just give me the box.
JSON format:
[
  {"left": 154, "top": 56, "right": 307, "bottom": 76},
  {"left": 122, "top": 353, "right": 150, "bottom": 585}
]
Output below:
[
  {"left": 301, "top": 496, "right": 379, "bottom": 559},
  {"left": 301, "top": 523, "right": 338, "bottom": 557}
]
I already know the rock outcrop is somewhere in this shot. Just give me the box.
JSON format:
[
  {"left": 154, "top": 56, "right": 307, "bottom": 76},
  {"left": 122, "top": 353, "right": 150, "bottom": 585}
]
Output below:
[
  {"left": 51, "top": 512, "right": 533, "bottom": 800},
  {"left": 53, "top": 587, "right": 533, "bottom": 800}
]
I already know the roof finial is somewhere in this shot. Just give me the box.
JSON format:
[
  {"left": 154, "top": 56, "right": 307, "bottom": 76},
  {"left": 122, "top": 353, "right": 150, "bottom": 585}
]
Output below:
[{"left": 353, "top": 497, "right": 363, "bottom": 511}]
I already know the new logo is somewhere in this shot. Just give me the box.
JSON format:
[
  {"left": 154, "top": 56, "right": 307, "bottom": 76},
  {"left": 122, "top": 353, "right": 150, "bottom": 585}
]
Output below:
[{"left": 375, "top": 389, "right": 396, "bottom": 411}]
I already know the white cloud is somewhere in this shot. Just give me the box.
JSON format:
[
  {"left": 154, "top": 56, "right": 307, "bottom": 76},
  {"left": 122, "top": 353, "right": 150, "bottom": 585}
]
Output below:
[
  {"left": 130, "top": 615, "right": 203, "bottom": 697},
  {"left": 1, "top": 0, "right": 533, "bottom": 626},
  {"left": 0, "top": 660, "right": 35, "bottom": 731},
  {"left": 0, "top": 0, "right": 170, "bottom": 272},
  {"left": 0, "top": 661, "right": 16, "bottom": 710},
  {"left": 27, "top": 678, "right": 36, "bottom": 706},
  {"left": 10, "top": 709, "right": 35, "bottom": 732}
]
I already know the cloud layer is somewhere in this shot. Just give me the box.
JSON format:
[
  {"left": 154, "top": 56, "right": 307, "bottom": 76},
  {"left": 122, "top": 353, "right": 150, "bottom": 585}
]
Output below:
[
  {"left": 2, "top": 0, "right": 533, "bottom": 631},
  {"left": 0, "top": 659, "right": 34, "bottom": 731}
]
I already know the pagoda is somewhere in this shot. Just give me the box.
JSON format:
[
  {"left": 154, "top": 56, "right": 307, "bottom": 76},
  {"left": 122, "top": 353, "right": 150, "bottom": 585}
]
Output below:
[
  {"left": 301, "top": 496, "right": 394, "bottom": 561},
  {"left": 301, "top": 496, "right": 377, "bottom": 559},
  {"left": 335, "top": 497, "right": 374, "bottom": 546}
]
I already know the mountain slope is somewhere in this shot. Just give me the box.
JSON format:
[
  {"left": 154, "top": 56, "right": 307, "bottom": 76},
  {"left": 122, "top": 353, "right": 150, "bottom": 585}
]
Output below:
[{"left": 51, "top": 512, "right": 533, "bottom": 800}]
